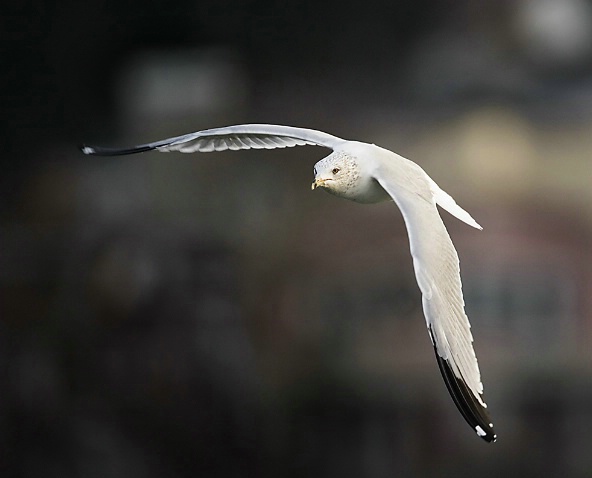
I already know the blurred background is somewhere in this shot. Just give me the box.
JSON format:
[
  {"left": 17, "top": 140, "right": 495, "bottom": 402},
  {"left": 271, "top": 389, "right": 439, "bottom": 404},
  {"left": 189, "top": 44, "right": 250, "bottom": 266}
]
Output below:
[{"left": 2, "top": 0, "right": 592, "bottom": 476}]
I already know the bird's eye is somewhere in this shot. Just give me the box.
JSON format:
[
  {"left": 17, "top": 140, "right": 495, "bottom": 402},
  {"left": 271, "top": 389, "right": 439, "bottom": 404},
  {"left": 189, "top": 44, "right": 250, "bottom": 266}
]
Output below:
[
  {"left": 332, "top": 167, "right": 340, "bottom": 175},
  {"left": 313, "top": 167, "right": 317, "bottom": 175}
]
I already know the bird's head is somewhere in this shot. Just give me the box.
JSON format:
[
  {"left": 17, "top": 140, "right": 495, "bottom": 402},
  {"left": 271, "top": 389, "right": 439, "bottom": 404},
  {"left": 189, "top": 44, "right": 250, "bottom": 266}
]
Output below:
[{"left": 311, "top": 151, "right": 359, "bottom": 197}]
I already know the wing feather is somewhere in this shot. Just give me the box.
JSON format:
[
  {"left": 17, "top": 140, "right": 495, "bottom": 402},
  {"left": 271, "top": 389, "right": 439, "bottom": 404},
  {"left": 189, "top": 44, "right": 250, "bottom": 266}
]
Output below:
[
  {"left": 80, "top": 124, "right": 343, "bottom": 156},
  {"left": 374, "top": 160, "right": 495, "bottom": 442}
]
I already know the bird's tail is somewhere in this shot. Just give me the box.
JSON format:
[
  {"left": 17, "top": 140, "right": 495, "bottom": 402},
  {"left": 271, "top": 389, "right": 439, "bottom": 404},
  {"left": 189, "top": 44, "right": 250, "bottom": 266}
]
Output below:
[{"left": 427, "top": 177, "right": 482, "bottom": 230}]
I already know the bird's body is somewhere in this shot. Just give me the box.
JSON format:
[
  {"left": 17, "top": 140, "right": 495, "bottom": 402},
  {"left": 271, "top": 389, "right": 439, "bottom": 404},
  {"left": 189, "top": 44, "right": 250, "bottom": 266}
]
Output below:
[{"left": 81, "top": 124, "right": 496, "bottom": 442}]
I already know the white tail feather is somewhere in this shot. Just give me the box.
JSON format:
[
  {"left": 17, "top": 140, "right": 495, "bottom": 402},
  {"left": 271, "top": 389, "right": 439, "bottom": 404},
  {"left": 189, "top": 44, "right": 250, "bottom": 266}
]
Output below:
[{"left": 428, "top": 177, "right": 482, "bottom": 230}]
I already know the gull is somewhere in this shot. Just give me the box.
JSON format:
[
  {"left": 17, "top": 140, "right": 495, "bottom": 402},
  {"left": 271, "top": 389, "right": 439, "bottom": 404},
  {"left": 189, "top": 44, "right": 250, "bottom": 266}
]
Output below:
[{"left": 81, "top": 124, "right": 496, "bottom": 442}]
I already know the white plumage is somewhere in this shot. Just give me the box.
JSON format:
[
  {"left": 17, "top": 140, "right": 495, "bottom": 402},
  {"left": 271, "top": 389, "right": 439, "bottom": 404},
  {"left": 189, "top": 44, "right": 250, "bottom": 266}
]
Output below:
[{"left": 81, "top": 124, "right": 496, "bottom": 442}]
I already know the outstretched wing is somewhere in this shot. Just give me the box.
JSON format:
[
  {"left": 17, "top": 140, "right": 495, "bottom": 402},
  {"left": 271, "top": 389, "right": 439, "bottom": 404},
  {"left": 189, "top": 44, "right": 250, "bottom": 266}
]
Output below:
[
  {"left": 374, "top": 159, "right": 496, "bottom": 443},
  {"left": 81, "top": 124, "right": 344, "bottom": 156}
]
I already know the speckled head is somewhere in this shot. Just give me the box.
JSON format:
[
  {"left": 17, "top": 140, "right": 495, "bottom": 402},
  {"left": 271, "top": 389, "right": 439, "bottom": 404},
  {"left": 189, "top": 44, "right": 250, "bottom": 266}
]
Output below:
[
  {"left": 312, "top": 150, "right": 389, "bottom": 204},
  {"left": 312, "top": 151, "right": 359, "bottom": 197}
]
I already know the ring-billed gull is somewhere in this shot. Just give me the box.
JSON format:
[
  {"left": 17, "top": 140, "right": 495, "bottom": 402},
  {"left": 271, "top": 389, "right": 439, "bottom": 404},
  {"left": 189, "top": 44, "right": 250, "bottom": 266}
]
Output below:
[{"left": 81, "top": 124, "right": 496, "bottom": 442}]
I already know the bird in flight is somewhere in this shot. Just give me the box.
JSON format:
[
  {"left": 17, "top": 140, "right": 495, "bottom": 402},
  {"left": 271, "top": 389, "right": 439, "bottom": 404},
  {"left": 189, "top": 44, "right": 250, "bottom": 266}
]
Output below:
[{"left": 81, "top": 124, "right": 496, "bottom": 442}]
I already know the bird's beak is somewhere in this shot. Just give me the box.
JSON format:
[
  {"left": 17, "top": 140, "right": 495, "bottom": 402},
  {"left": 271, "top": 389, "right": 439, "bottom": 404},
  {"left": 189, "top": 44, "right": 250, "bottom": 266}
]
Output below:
[{"left": 311, "top": 178, "right": 326, "bottom": 190}]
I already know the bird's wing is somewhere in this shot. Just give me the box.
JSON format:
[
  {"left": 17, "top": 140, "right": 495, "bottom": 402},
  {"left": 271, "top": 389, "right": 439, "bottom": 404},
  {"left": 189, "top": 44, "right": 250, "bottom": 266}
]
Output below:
[
  {"left": 81, "top": 124, "right": 344, "bottom": 156},
  {"left": 374, "top": 160, "right": 496, "bottom": 443}
]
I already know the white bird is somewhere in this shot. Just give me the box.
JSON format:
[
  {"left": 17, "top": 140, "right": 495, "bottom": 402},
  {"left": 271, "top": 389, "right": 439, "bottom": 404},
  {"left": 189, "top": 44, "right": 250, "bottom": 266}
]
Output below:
[{"left": 81, "top": 124, "right": 496, "bottom": 442}]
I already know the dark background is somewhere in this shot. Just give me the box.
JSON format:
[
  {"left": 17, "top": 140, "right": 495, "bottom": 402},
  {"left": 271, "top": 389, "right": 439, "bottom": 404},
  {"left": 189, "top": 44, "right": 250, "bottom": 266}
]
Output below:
[{"left": 2, "top": 1, "right": 592, "bottom": 477}]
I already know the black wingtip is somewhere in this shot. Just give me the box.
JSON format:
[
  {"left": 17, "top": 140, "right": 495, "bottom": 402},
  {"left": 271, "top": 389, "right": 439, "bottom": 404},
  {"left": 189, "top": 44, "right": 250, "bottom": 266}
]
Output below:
[
  {"left": 79, "top": 144, "right": 96, "bottom": 155},
  {"left": 429, "top": 328, "right": 496, "bottom": 443},
  {"left": 78, "top": 144, "right": 156, "bottom": 156}
]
